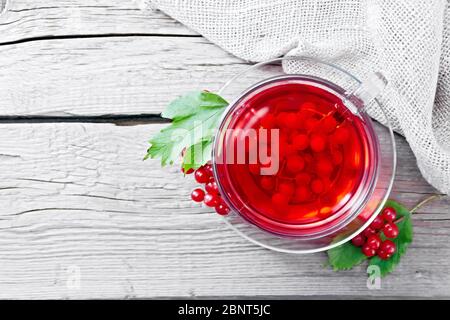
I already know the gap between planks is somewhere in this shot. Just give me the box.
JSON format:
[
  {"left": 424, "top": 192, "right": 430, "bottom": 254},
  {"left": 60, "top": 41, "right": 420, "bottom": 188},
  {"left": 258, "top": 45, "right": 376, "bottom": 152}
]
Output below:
[
  {"left": 0, "top": 114, "right": 169, "bottom": 125},
  {"left": 0, "top": 32, "right": 200, "bottom": 47}
]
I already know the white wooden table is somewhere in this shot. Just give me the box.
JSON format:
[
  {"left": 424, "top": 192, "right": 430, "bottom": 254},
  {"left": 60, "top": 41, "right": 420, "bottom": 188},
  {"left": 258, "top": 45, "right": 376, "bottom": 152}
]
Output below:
[{"left": 0, "top": 0, "right": 449, "bottom": 299}]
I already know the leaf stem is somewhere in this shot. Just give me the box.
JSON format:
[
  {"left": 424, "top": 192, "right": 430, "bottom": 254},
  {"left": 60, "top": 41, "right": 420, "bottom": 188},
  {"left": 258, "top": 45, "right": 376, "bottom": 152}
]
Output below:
[{"left": 410, "top": 194, "right": 445, "bottom": 214}]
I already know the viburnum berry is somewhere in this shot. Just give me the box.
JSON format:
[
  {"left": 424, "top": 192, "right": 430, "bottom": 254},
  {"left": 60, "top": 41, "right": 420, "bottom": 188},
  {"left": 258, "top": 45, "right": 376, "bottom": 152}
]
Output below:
[
  {"left": 275, "top": 112, "right": 287, "bottom": 127},
  {"left": 363, "top": 227, "right": 376, "bottom": 237},
  {"left": 278, "top": 182, "right": 295, "bottom": 196},
  {"left": 305, "top": 117, "right": 319, "bottom": 131},
  {"left": 260, "top": 114, "right": 275, "bottom": 129},
  {"left": 351, "top": 234, "right": 365, "bottom": 247},
  {"left": 215, "top": 203, "right": 230, "bottom": 215},
  {"left": 366, "top": 234, "right": 382, "bottom": 250},
  {"left": 381, "top": 207, "right": 397, "bottom": 222},
  {"left": 205, "top": 181, "right": 219, "bottom": 194},
  {"left": 333, "top": 126, "right": 350, "bottom": 144},
  {"left": 295, "top": 172, "right": 312, "bottom": 185},
  {"left": 370, "top": 215, "right": 384, "bottom": 230},
  {"left": 260, "top": 176, "right": 275, "bottom": 191},
  {"left": 191, "top": 188, "right": 205, "bottom": 202},
  {"left": 316, "top": 158, "right": 334, "bottom": 177},
  {"left": 362, "top": 244, "right": 377, "bottom": 257},
  {"left": 294, "top": 186, "right": 310, "bottom": 202},
  {"left": 286, "top": 155, "right": 305, "bottom": 173},
  {"left": 182, "top": 167, "right": 194, "bottom": 175},
  {"left": 204, "top": 164, "right": 214, "bottom": 177},
  {"left": 321, "top": 115, "right": 338, "bottom": 133},
  {"left": 271, "top": 193, "right": 290, "bottom": 207},
  {"left": 204, "top": 193, "right": 219, "bottom": 207},
  {"left": 310, "top": 178, "right": 324, "bottom": 194},
  {"left": 284, "top": 112, "right": 298, "bottom": 129},
  {"left": 194, "top": 167, "right": 210, "bottom": 184},
  {"left": 310, "top": 133, "right": 327, "bottom": 152},
  {"left": 378, "top": 240, "right": 396, "bottom": 260},
  {"left": 292, "top": 133, "right": 309, "bottom": 151},
  {"left": 383, "top": 222, "right": 399, "bottom": 239}
]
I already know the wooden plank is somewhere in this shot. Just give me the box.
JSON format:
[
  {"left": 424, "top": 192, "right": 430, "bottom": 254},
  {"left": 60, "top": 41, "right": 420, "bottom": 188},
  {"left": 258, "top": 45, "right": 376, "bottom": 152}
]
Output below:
[
  {"left": 0, "top": 122, "right": 448, "bottom": 299},
  {"left": 0, "top": 0, "right": 196, "bottom": 43},
  {"left": 0, "top": 36, "right": 248, "bottom": 116}
]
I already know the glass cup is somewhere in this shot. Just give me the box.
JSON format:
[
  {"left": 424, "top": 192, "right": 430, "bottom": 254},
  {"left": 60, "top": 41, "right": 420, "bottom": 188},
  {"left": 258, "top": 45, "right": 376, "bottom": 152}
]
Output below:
[{"left": 212, "top": 56, "right": 396, "bottom": 254}]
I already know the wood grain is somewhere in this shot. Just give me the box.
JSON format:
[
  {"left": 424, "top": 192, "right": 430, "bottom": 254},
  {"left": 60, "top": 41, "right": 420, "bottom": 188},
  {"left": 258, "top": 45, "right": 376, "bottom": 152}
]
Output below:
[
  {"left": 0, "top": 0, "right": 196, "bottom": 43},
  {"left": 0, "top": 123, "right": 448, "bottom": 299},
  {"left": 0, "top": 36, "right": 247, "bottom": 116}
]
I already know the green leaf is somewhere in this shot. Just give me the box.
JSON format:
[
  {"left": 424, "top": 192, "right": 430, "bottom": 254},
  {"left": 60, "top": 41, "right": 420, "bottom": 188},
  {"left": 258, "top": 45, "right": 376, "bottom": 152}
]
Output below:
[
  {"left": 145, "top": 91, "right": 228, "bottom": 167},
  {"left": 162, "top": 91, "right": 228, "bottom": 121},
  {"left": 182, "top": 139, "right": 213, "bottom": 171},
  {"left": 369, "top": 201, "right": 413, "bottom": 277},
  {"left": 327, "top": 235, "right": 367, "bottom": 271}
]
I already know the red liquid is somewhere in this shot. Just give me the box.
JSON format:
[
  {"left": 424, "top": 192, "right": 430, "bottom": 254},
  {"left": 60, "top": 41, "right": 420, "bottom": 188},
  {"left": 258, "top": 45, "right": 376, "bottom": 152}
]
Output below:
[{"left": 214, "top": 77, "right": 378, "bottom": 236}]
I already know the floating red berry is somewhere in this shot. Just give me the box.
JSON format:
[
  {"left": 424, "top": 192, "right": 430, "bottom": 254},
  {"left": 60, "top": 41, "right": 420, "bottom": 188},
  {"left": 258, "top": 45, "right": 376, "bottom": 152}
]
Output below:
[
  {"left": 362, "top": 244, "right": 377, "bottom": 257},
  {"left": 305, "top": 118, "right": 319, "bottom": 131},
  {"left": 275, "top": 112, "right": 297, "bottom": 129},
  {"left": 286, "top": 155, "right": 305, "bottom": 173},
  {"left": 295, "top": 172, "right": 312, "bottom": 185},
  {"left": 260, "top": 176, "right": 275, "bottom": 191},
  {"left": 271, "top": 193, "right": 290, "bottom": 207},
  {"left": 333, "top": 126, "right": 350, "bottom": 144},
  {"left": 351, "top": 234, "right": 366, "bottom": 247},
  {"left": 294, "top": 186, "right": 310, "bottom": 203},
  {"left": 292, "top": 133, "right": 309, "bottom": 151},
  {"left": 316, "top": 158, "right": 334, "bottom": 177},
  {"left": 278, "top": 182, "right": 295, "bottom": 196},
  {"left": 383, "top": 222, "right": 399, "bottom": 239},
  {"left": 260, "top": 114, "right": 275, "bottom": 129},
  {"left": 191, "top": 188, "right": 205, "bottom": 202},
  {"left": 194, "top": 167, "right": 210, "bottom": 184},
  {"left": 204, "top": 193, "right": 219, "bottom": 207},
  {"left": 321, "top": 115, "right": 338, "bottom": 133},
  {"left": 366, "top": 234, "right": 382, "bottom": 250},
  {"left": 381, "top": 207, "right": 397, "bottom": 222},
  {"left": 310, "top": 133, "right": 327, "bottom": 152},
  {"left": 310, "top": 178, "right": 324, "bottom": 194},
  {"left": 284, "top": 112, "right": 298, "bottom": 129}
]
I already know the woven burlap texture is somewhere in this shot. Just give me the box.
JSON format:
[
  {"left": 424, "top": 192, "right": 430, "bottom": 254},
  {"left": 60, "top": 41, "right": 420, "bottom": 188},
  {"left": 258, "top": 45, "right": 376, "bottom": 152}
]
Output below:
[{"left": 144, "top": 0, "right": 450, "bottom": 194}]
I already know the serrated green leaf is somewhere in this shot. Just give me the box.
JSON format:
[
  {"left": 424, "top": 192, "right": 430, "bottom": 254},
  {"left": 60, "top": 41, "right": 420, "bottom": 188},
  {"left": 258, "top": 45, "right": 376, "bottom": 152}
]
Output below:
[
  {"left": 162, "top": 91, "right": 228, "bottom": 121},
  {"left": 327, "top": 235, "right": 367, "bottom": 271},
  {"left": 145, "top": 91, "right": 228, "bottom": 167},
  {"left": 182, "top": 139, "right": 213, "bottom": 171}
]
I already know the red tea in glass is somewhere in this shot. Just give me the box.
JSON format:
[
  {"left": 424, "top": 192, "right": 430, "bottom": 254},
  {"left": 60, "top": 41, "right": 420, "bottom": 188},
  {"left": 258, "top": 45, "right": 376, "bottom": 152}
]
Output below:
[{"left": 214, "top": 76, "right": 379, "bottom": 237}]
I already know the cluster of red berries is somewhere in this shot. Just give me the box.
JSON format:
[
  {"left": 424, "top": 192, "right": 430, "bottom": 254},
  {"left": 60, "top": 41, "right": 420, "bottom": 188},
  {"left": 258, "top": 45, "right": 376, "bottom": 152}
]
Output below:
[
  {"left": 184, "top": 163, "right": 230, "bottom": 216},
  {"left": 351, "top": 207, "right": 399, "bottom": 260}
]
